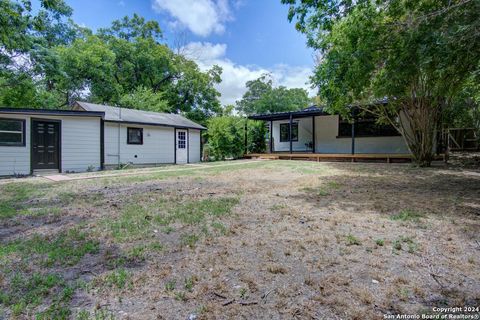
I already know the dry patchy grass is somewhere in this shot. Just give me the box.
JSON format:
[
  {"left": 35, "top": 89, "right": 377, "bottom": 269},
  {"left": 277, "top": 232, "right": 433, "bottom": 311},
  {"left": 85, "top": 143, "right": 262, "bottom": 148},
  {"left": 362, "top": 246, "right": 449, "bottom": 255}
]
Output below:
[{"left": 0, "top": 160, "right": 479, "bottom": 319}]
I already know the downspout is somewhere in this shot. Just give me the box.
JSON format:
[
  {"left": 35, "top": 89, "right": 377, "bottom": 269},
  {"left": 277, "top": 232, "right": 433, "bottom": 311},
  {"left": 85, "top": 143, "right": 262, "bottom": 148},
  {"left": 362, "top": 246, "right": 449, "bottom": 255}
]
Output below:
[
  {"left": 244, "top": 118, "right": 248, "bottom": 155},
  {"left": 289, "top": 114, "right": 293, "bottom": 154},
  {"left": 312, "top": 116, "right": 316, "bottom": 153},
  {"left": 269, "top": 120, "right": 273, "bottom": 153}
]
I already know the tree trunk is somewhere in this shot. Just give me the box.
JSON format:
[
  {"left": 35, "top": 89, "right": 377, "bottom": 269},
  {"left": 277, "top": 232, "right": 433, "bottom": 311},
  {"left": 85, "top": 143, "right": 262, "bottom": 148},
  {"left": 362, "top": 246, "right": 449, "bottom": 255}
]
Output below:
[{"left": 396, "top": 91, "right": 442, "bottom": 167}]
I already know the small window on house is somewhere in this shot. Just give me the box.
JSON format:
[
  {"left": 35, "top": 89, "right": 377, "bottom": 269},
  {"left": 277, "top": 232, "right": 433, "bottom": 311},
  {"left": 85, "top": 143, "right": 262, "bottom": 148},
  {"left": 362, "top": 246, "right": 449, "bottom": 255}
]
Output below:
[
  {"left": 0, "top": 118, "right": 25, "bottom": 146},
  {"left": 177, "top": 131, "right": 186, "bottom": 149},
  {"left": 280, "top": 123, "right": 298, "bottom": 142},
  {"left": 127, "top": 127, "right": 143, "bottom": 144}
]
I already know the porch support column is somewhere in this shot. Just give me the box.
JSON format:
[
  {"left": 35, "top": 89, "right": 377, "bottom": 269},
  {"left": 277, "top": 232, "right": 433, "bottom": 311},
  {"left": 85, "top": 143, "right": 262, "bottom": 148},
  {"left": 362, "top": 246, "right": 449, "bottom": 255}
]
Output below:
[
  {"left": 244, "top": 118, "right": 248, "bottom": 154},
  {"left": 269, "top": 120, "right": 273, "bottom": 153},
  {"left": 312, "top": 116, "right": 315, "bottom": 153},
  {"left": 351, "top": 119, "right": 355, "bottom": 155},
  {"left": 289, "top": 114, "right": 293, "bottom": 154}
]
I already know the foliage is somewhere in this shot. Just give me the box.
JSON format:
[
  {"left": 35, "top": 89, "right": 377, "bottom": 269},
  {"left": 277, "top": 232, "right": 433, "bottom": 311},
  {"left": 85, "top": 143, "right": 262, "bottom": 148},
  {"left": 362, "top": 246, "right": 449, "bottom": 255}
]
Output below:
[
  {"left": 0, "top": 0, "right": 78, "bottom": 108},
  {"left": 236, "top": 74, "right": 310, "bottom": 115},
  {"left": 0, "top": 4, "right": 222, "bottom": 124},
  {"left": 119, "top": 86, "right": 170, "bottom": 112},
  {"left": 205, "top": 116, "right": 245, "bottom": 160},
  {"left": 283, "top": 0, "right": 480, "bottom": 166},
  {"left": 205, "top": 116, "right": 266, "bottom": 160}
]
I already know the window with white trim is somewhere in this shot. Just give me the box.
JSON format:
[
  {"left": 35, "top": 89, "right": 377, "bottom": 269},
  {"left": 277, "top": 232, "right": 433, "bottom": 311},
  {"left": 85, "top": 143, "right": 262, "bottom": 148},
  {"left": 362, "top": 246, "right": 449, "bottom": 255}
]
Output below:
[{"left": 0, "top": 118, "right": 25, "bottom": 146}]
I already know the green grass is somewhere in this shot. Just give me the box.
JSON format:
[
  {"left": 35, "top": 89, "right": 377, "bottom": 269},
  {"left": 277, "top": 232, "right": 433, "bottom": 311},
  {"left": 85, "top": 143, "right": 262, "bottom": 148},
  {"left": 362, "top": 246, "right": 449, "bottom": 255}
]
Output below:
[
  {"left": 302, "top": 180, "right": 342, "bottom": 197},
  {"left": 0, "top": 182, "right": 48, "bottom": 219},
  {"left": 211, "top": 221, "right": 228, "bottom": 235},
  {"left": 106, "top": 204, "right": 155, "bottom": 241},
  {"left": 375, "top": 239, "right": 385, "bottom": 246},
  {"left": 126, "top": 245, "right": 146, "bottom": 262},
  {"left": 162, "top": 226, "right": 175, "bottom": 234},
  {"left": 0, "top": 229, "right": 99, "bottom": 266},
  {"left": 346, "top": 234, "right": 361, "bottom": 246},
  {"left": 169, "top": 197, "right": 239, "bottom": 224},
  {"left": 76, "top": 309, "right": 116, "bottom": 320},
  {"left": 105, "top": 197, "right": 239, "bottom": 242},
  {"left": 165, "top": 279, "right": 176, "bottom": 292},
  {"left": 0, "top": 272, "right": 73, "bottom": 318},
  {"left": 174, "top": 291, "right": 187, "bottom": 301},
  {"left": 390, "top": 209, "right": 423, "bottom": 222},
  {"left": 184, "top": 276, "right": 197, "bottom": 292},
  {"left": 392, "top": 236, "right": 418, "bottom": 254},
  {"left": 102, "top": 269, "right": 132, "bottom": 290},
  {"left": 181, "top": 233, "right": 200, "bottom": 247}
]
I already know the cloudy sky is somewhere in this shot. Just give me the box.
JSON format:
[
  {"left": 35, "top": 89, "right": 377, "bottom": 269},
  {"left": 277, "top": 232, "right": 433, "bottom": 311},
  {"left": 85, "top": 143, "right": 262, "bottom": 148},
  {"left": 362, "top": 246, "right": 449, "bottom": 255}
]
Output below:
[{"left": 66, "top": 0, "right": 316, "bottom": 106}]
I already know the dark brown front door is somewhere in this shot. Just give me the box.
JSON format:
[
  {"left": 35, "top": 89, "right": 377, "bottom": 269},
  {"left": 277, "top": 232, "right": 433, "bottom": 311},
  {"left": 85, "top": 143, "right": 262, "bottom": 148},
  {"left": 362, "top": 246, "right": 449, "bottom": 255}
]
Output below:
[{"left": 31, "top": 120, "right": 60, "bottom": 170}]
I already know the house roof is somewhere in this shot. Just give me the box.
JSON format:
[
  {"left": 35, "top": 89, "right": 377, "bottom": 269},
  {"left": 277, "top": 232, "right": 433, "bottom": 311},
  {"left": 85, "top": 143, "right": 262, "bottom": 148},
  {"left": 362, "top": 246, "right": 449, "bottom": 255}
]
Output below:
[
  {"left": 75, "top": 101, "right": 206, "bottom": 130},
  {"left": 248, "top": 105, "right": 328, "bottom": 121},
  {"left": 0, "top": 108, "right": 104, "bottom": 117}
]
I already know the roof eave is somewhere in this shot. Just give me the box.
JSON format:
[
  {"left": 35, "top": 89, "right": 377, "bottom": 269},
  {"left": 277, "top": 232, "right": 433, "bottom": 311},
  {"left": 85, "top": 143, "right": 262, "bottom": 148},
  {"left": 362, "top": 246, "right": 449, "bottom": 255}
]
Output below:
[
  {"left": 0, "top": 108, "right": 105, "bottom": 117},
  {"left": 103, "top": 119, "right": 205, "bottom": 130},
  {"left": 248, "top": 110, "right": 327, "bottom": 121}
]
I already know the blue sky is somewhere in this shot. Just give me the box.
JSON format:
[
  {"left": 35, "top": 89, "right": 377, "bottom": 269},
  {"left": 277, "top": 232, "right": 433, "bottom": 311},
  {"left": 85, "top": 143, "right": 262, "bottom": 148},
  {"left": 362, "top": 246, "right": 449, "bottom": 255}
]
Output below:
[{"left": 65, "top": 0, "right": 315, "bottom": 105}]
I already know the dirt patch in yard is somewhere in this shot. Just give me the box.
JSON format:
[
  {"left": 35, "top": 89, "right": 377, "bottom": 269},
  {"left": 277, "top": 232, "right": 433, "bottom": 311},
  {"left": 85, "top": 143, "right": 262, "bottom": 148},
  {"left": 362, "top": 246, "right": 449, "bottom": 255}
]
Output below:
[{"left": 0, "top": 160, "right": 479, "bottom": 319}]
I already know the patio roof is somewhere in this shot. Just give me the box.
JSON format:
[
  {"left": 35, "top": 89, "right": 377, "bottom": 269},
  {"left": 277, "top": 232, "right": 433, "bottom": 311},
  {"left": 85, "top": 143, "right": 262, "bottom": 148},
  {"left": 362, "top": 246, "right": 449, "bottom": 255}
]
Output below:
[{"left": 248, "top": 105, "right": 328, "bottom": 121}]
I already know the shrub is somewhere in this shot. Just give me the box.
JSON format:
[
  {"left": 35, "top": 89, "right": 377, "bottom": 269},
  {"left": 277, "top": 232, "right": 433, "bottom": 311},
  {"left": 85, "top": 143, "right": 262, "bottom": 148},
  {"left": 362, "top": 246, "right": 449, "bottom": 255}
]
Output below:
[{"left": 205, "top": 117, "right": 266, "bottom": 160}]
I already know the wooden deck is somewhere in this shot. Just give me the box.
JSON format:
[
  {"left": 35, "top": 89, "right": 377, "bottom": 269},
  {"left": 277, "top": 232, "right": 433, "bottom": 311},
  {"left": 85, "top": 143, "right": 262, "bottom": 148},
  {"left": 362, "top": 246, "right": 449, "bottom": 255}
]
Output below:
[{"left": 244, "top": 153, "right": 413, "bottom": 163}]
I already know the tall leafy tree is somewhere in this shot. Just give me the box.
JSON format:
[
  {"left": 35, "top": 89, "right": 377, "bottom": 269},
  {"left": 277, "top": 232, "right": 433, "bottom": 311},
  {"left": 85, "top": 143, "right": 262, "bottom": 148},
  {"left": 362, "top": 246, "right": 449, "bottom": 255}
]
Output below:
[
  {"left": 283, "top": 0, "right": 480, "bottom": 166},
  {"left": 236, "top": 74, "right": 310, "bottom": 115},
  {"left": 0, "top": 0, "right": 76, "bottom": 107},
  {"left": 58, "top": 15, "right": 222, "bottom": 123}
]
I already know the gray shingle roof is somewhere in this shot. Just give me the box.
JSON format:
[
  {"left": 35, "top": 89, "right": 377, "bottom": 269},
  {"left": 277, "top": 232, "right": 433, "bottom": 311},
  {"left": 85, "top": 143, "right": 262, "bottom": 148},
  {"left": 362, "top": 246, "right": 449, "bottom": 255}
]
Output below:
[{"left": 75, "top": 101, "right": 206, "bottom": 130}]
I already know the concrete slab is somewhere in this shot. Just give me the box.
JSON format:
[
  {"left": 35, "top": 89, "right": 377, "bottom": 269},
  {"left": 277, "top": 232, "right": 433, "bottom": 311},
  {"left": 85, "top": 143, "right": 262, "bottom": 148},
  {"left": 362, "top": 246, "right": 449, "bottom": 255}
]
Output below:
[{"left": 43, "top": 174, "right": 73, "bottom": 182}]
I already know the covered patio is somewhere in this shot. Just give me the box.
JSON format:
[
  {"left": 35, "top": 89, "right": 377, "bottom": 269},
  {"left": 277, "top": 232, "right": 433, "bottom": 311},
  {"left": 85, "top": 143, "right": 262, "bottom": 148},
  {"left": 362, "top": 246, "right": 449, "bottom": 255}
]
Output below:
[{"left": 246, "top": 106, "right": 413, "bottom": 162}]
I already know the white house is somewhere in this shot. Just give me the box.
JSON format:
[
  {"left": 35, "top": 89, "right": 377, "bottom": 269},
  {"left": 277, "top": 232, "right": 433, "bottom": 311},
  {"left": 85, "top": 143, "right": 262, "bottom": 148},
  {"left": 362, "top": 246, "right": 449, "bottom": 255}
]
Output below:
[
  {"left": 0, "top": 102, "right": 205, "bottom": 176},
  {"left": 249, "top": 106, "right": 410, "bottom": 155}
]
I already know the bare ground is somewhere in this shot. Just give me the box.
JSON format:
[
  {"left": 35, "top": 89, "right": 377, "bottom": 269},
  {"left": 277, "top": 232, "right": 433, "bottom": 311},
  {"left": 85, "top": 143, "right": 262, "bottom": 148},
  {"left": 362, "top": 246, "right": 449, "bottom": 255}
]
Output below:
[{"left": 0, "top": 160, "right": 479, "bottom": 320}]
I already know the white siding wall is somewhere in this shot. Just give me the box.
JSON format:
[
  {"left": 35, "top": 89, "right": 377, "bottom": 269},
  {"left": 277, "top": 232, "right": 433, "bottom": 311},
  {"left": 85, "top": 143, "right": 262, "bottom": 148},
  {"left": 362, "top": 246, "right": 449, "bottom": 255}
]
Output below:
[
  {"left": 270, "top": 115, "right": 409, "bottom": 154},
  {"left": 272, "top": 118, "right": 313, "bottom": 152},
  {"left": 61, "top": 117, "right": 101, "bottom": 172},
  {"left": 104, "top": 123, "right": 175, "bottom": 166},
  {"left": 314, "top": 115, "right": 409, "bottom": 154},
  {"left": 0, "top": 114, "right": 101, "bottom": 176},
  {"left": 0, "top": 114, "right": 30, "bottom": 176},
  {"left": 189, "top": 129, "right": 201, "bottom": 163}
]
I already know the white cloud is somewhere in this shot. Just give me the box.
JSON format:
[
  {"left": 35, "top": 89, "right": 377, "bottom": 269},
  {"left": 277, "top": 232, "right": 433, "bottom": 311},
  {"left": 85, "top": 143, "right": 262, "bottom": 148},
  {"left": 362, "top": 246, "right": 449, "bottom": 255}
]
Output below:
[
  {"left": 152, "top": 0, "right": 232, "bottom": 37},
  {"left": 181, "top": 42, "right": 315, "bottom": 106}
]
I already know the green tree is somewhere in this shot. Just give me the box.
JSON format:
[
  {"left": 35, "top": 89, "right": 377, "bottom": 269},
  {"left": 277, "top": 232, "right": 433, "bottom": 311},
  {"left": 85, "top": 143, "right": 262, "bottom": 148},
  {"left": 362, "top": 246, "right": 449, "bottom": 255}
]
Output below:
[
  {"left": 206, "top": 116, "right": 245, "bottom": 160},
  {"left": 0, "top": 9, "right": 222, "bottom": 124},
  {"left": 283, "top": 0, "right": 480, "bottom": 166},
  {"left": 97, "top": 13, "right": 162, "bottom": 42},
  {"left": 0, "top": 0, "right": 76, "bottom": 108},
  {"left": 119, "top": 86, "right": 169, "bottom": 112},
  {"left": 58, "top": 16, "right": 222, "bottom": 124},
  {"left": 205, "top": 117, "right": 266, "bottom": 160},
  {"left": 236, "top": 74, "right": 310, "bottom": 115}
]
